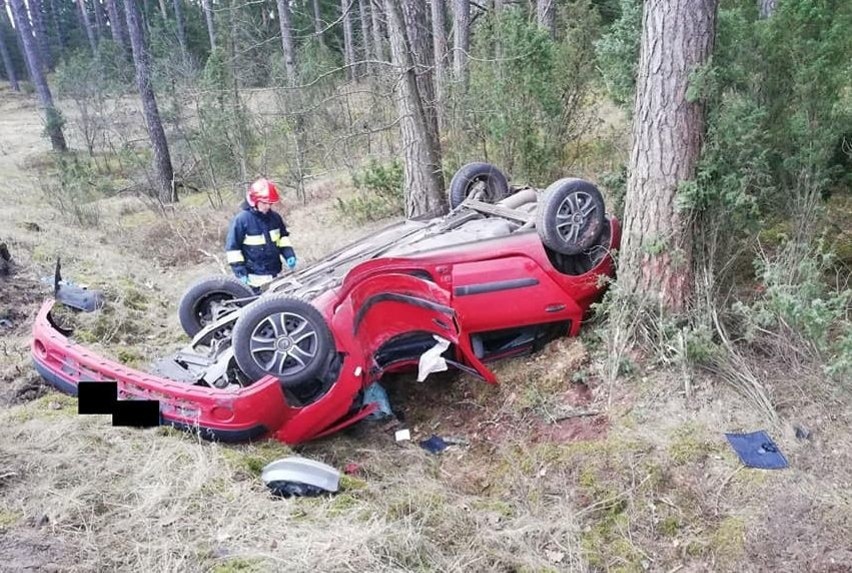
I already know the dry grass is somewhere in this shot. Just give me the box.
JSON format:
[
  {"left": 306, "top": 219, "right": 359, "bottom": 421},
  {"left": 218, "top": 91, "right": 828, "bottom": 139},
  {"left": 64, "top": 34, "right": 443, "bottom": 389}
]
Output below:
[{"left": 2, "top": 84, "right": 852, "bottom": 573}]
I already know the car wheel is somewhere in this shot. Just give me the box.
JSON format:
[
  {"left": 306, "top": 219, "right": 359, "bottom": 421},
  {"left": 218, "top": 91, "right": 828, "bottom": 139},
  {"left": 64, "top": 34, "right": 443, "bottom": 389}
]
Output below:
[
  {"left": 536, "top": 178, "right": 606, "bottom": 256},
  {"left": 178, "top": 276, "right": 255, "bottom": 337},
  {"left": 448, "top": 162, "right": 511, "bottom": 209},
  {"left": 232, "top": 295, "right": 335, "bottom": 388}
]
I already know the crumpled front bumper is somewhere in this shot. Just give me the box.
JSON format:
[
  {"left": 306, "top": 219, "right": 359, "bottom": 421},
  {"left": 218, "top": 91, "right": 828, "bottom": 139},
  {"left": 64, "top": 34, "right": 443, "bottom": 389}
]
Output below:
[{"left": 30, "top": 299, "right": 370, "bottom": 444}]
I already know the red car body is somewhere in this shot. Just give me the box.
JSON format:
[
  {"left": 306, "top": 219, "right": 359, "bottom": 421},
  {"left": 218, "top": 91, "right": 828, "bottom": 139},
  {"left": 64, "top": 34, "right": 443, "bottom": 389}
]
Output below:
[{"left": 32, "top": 217, "right": 620, "bottom": 444}]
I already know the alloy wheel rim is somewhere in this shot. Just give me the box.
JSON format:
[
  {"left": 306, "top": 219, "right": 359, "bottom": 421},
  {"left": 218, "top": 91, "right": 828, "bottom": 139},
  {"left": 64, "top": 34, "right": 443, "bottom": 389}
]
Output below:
[
  {"left": 555, "top": 191, "right": 597, "bottom": 244},
  {"left": 248, "top": 311, "right": 318, "bottom": 377}
]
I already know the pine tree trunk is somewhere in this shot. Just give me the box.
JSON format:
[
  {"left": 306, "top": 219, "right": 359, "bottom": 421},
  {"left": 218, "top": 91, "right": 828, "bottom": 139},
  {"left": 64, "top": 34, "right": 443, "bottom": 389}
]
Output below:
[
  {"left": 431, "top": 0, "right": 447, "bottom": 111},
  {"left": 9, "top": 0, "right": 66, "bottom": 151},
  {"left": 536, "top": 0, "right": 555, "bottom": 38},
  {"left": 77, "top": 0, "right": 98, "bottom": 53},
  {"left": 275, "top": 0, "right": 296, "bottom": 84},
  {"left": 452, "top": 0, "right": 469, "bottom": 90},
  {"left": 29, "top": 0, "right": 53, "bottom": 69},
  {"left": 93, "top": 0, "right": 105, "bottom": 41},
  {"left": 620, "top": 0, "right": 718, "bottom": 313},
  {"left": 172, "top": 0, "right": 187, "bottom": 58},
  {"left": 401, "top": 0, "right": 438, "bottom": 142},
  {"left": 123, "top": 0, "right": 176, "bottom": 203},
  {"left": 0, "top": 1, "right": 20, "bottom": 90},
  {"left": 370, "top": 0, "right": 384, "bottom": 61},
  {"left": 106, "top": 0, "right": 129, "bottom": 54},
  {"left": 47, "top": 0, "right": 65, "bottom": 52},
  {"left": 385, "top": 0, "right": 447, "bottom": 219},
  {"left": 341, "top": 0, "right": 355, "bottom": 80},
  {"left": 311, "top": 0, "right": 324, "bottom": 43},
  {"left": 358, "top": 0, "right": 371, "bottom": 74},
  {"left": 758, "top": 0, "right": 776, "bottom": 18},
  {"left": 201, "top": 0, "right": 215, "bottom": 49}
]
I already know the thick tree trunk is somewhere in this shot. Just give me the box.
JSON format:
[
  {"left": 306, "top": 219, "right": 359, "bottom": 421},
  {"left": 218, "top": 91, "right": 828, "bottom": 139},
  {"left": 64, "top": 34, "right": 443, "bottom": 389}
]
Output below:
[
  {"left": 123, "top": 0, "right": 176, "bottom": 203},
  {"left": 536, "top": 0, "right": 555, "bottom": 38},
  {"left": 370, "top": 0, "right": 384, "bottom": 61},
  {"left": 341, "top": 0, "right": 355, "bottom": 80},
  {"left": 620, "top": 0, "right": 718, "bottom": 313},
  {"left": 172, "top": 0, "right": 187, "bottom": 58},
  {"left": 431, "top": 0, "right": 447, "bottom": 111},
  {"left": 9, "top": 0, "right": 66, "bottom": 151},
  {"left": 106, "top": 0, "right": 129, "bottom": 53},
  {"left": 29, "top": 0, "right": 53, "bottom": 69},
  {"left": 201, "top": 0, "right": 215, "bottom": 49},
  {"left": 401, "top": 0, "right": 438, "bottom": 142},
  {"left": 275, "top": 0, "right": 296, "bottom": 84},
  {"left": 385, "top": 0, "right": 447, "bottom": 219},
  {"left": 758, "top": 0, "right": 776, "bottom": 18},
  {"left": 77, "top": 0, "right": 98, "bottom": 53},
  {"left": 0, "top": 1, "right": 20, "bottom": 90},
  {"left": 452, "top": 0, "right": 469, "bottom": 90},
  {"left": 357, "top": 0, "right": 370, "bottom": 74}
]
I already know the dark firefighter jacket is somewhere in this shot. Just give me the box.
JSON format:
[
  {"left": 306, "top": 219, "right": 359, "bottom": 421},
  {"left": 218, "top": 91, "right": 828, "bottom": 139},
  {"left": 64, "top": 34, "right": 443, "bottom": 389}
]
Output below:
[{"left": 225, "top": 201, "right": 295, "bottom": 278}]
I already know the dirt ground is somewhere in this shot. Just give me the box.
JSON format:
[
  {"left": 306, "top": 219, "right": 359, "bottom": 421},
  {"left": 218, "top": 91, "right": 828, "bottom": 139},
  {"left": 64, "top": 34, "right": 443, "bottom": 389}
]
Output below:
[{"left": 1, "top": 85, "right": 851, "bottom": 572}]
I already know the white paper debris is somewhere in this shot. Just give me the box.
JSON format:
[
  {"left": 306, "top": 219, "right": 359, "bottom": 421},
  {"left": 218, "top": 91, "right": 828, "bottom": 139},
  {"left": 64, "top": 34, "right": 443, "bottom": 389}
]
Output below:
[{"left": 416, "top": 335, "right": 451, "bottom": 382}]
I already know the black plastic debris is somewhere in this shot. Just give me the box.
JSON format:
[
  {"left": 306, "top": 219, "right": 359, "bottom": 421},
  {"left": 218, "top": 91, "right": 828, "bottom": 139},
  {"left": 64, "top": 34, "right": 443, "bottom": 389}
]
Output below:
[
  {"left": 52, "top": 259, "right": 104, "bottom": 312},
  {"left": 266, "top": 480, "right": 330, "bottom": 498}
]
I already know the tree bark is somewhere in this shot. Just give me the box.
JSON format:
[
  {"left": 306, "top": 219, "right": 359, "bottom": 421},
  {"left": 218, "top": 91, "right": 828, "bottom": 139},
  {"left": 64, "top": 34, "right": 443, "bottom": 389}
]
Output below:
[
  {"left": 77, "top": 0, "right": 98, "bottom": 53},
  {"left": 157, "top": 0, "right": 167, "bottom": 21},
  {"left": 311, "top": 0, "right": 324, "bottom": 44},
  {"left": 0, "top": 9, "right": 19, "bottom": 90},
  {"left": 452, "top": 0, "right": 469, "bottom": 90},
  {"left": 9, "top": 0, "right": 66, "bottom": 151},
  {"left": 341, "top": 0, "right": 355, "bottom": 80},
  {"left": 758, "top": 0, "right": 776, "bottom": 18},
  {"left": 536, "top": 0, "right": 555, "bottom": 38},
  {"left": 401, "top": 0, "right": 438, "bottom": 142},
  {"left": 431, "top": 0, "right": 447, "bottom": 111},
  {"left": 275, "top": 0, "right": 296, "bottom": 84},
  {"left": 620, "top": 0, "right": 718, "bottom": 313},
  {"left": 93, "top": 0, "right": 105, "bottom": 41},
  {"left": 357, "top": 0, "right": 371, "bottom": 75},
  {"left": 370, "top": 0, "right": 384, "bottom": 61},
  {"left": 201, "top": 0, "right": 215, "bottom": 49},
  {"left": 123, "top": 0, "right": 176, "bottom": 203},
  {"left": 385, "top": 0, "right": 447, "bottom": 219},
  {"left": 28, "top": 0, "right": 53, "bottom": 69},
  {"left": 106, "top": 0, "right": 129, "bottom": 53}
]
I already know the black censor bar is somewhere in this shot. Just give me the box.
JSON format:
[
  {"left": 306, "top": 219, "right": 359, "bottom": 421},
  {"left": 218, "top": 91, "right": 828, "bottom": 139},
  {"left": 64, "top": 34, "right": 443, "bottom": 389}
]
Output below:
[{"left": 77, "top": 381, "right": 161, "bottom": 428}]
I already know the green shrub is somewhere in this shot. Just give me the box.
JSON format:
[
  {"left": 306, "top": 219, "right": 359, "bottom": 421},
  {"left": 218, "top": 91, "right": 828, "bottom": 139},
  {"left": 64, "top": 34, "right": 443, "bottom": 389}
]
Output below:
[
  {"left": 335, "top": 159, "right": 404, "bottom": 223},
  {"left": 733, "top": 239, "right": 851, "bottom": 379}
]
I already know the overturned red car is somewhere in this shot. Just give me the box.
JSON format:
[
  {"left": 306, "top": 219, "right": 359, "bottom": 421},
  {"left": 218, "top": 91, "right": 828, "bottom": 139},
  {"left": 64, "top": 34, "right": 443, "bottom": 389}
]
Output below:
[{"left": 31, "top": 164, "right": 620, "bottom": 444}]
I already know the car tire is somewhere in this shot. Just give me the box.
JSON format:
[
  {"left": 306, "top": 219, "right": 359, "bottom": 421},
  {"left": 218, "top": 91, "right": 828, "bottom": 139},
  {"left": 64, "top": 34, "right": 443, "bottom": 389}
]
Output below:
[
  {"left": 536, "top": 178, "right": 606, "bottom": 255},
  {"left": 232, "top": 295, "right": 335, "bottom": 388},
  {"left": 178, "top": 276, "right": 255, "bottom": 337},
  {"left": 448, "top": 162, "right": 511, "bottom": 209}
]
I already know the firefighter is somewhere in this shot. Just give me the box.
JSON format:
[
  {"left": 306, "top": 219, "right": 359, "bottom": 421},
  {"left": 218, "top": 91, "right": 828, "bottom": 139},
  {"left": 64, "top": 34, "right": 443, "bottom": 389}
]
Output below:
[{"left": 225, "top": 178, "right": 297, "bottom": 292}]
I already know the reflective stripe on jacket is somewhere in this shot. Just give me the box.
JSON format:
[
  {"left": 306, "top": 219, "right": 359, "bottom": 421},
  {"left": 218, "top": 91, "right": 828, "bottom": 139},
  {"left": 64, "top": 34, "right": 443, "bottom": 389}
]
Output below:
[{"left": 225, "top": 202, "right": 295, "bottom": 278}]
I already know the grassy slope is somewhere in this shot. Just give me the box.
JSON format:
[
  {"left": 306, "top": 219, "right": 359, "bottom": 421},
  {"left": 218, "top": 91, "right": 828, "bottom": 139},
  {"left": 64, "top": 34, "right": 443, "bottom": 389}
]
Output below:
[{"left": 0, "top": 86, "right": 850, "bottom": 573}]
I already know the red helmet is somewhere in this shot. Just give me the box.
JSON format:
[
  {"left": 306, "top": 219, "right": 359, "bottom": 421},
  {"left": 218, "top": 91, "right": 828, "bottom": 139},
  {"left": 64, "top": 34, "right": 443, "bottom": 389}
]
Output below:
[{"left": 247, "top": 178, "right": 280, "bottom": 207}]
